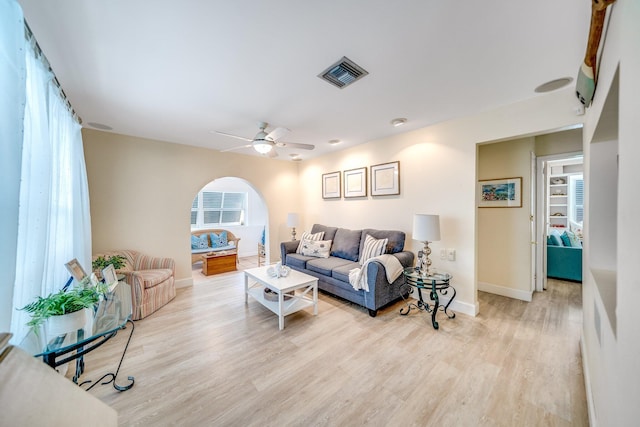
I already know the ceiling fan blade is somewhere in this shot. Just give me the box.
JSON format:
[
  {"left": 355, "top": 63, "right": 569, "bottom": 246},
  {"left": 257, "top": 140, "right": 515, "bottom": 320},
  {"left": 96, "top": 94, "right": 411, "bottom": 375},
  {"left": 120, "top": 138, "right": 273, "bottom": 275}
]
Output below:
[
  {"left": 265, "top": 127, "right": 289, "bottom": 141},
  {"left": 275, "top": 141, "right": 315, "bottom": 150},
  {"left": 215, "top": 131, "right": 253, "bottom": 142},
  {"left": 220, "top": 144, "right": 252, "bottom": 152}
]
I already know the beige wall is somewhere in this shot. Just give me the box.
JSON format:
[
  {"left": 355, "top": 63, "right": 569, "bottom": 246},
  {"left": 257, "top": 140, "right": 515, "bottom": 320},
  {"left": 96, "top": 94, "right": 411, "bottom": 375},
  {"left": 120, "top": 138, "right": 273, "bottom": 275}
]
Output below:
[
  {"left": 535, "top": 127, "right": 582, "bottom": 156},
  {"left": 83, "top": 129, "right": 300, "bottom": 286},
  {"left": 477, "top": 137, "right": 535, "bottom": 300}
]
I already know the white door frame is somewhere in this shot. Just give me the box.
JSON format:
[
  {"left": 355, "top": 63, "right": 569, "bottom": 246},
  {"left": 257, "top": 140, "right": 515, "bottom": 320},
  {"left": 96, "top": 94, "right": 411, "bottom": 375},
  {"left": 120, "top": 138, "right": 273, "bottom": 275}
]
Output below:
[{"left": 535, "top": 151, "right": 583, "bottom": 292}]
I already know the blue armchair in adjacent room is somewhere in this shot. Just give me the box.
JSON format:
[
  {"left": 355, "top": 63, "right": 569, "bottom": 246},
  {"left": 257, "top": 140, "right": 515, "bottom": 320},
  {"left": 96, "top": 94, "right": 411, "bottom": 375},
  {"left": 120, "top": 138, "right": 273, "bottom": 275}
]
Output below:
[{"left": 547, "top": 241, "right": 583, "bottom": 282}]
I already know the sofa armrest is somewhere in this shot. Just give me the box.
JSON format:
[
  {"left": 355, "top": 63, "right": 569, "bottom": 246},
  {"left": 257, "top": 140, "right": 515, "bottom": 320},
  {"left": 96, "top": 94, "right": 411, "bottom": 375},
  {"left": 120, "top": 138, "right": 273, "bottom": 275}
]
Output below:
[
  {"left": 389, "top": 251, "right": 415, "bottom": 269},
  {"left": 363, "top": 251, "right": 415, "bottom": 310},
  {"left": 119, "top": 271, "right": 145, "bottom": 308},
  {"left": 280, "top": 241, "right": 300, "bottom": 264}
]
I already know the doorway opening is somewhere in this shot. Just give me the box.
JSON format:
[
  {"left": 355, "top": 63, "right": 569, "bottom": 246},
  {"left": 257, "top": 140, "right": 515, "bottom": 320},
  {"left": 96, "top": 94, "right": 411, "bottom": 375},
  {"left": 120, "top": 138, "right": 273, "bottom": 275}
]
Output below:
[
  {"left": 535, "top": 153, "right": 584, "bottom": 291},
  {"left": 189, "top": 177, "right": 268, "bottom": 283}
]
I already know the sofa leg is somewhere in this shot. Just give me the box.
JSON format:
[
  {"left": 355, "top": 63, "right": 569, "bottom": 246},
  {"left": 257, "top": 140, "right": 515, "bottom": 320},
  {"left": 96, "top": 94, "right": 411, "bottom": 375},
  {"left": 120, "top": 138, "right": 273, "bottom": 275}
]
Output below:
[{"left": 368, "top": 309, "right": 378, "bottom": 318}]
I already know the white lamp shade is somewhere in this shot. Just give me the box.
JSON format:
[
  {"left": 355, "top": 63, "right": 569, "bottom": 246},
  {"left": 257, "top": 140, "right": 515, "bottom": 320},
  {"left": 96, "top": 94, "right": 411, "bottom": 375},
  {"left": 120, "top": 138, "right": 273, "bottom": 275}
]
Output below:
[
  {"left": 413, "top": 214, "right": 441, "bottom": 242},
  {"left": 286, "top": 213, "right": 299, "bottom": 227}
]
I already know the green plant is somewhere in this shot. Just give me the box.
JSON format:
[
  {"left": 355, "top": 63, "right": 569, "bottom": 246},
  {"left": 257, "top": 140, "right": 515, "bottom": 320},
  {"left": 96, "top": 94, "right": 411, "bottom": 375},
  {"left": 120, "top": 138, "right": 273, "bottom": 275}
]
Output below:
[
  {"left": 20, "top": 287, "right": 100, "bottom": 330},
  {"left": 92, "top": 254, "right": 126, "bottom": 272}
]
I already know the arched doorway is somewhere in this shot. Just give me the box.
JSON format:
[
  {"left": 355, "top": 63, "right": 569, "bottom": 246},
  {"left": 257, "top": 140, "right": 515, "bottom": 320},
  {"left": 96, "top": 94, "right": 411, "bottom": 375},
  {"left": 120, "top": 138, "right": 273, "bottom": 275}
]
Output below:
[{"left": 190, "top": 177, "right": 268, "bottom": 281}]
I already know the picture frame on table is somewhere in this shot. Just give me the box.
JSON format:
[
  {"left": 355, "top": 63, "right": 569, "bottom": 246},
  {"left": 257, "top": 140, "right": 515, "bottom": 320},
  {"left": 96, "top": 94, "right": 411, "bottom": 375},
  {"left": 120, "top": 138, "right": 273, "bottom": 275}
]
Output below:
[
  {"left": 343, "top": 167, "right": 367, "bottom": 198},
  {"left": 477, "top": 177, "right": 522, "bottom": 208},
  {"left": 370, "top": 161, "right": 400, "bottom": 196},
  {"left": 101, "top": 264, "right": 119, "bottom": 292},
  {"left": 65, "top": 258, "right": 87, "bottom": 282},
  {"left": 322, "top": 171, "right": 341, "bottom": 199}
]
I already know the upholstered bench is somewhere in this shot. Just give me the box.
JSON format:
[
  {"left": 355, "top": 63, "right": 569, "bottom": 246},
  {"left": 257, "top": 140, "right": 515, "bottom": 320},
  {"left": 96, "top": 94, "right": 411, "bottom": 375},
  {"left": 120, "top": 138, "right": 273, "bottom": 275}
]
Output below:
[{"left": 191, "top": 229, "right": 240, "bottom": 265}]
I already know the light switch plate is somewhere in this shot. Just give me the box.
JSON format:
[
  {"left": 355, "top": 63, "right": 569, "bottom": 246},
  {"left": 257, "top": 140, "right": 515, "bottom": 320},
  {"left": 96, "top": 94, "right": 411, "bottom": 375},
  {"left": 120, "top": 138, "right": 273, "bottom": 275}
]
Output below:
[{"left": 447, "top": 249, "right": 456, "bottom": 261}]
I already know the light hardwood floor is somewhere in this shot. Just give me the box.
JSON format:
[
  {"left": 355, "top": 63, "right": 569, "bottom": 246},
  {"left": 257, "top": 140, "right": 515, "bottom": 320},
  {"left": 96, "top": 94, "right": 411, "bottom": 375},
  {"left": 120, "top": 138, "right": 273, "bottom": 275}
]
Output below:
[{"left": 80, "top": 257, "right": 588, "bottom": 426}]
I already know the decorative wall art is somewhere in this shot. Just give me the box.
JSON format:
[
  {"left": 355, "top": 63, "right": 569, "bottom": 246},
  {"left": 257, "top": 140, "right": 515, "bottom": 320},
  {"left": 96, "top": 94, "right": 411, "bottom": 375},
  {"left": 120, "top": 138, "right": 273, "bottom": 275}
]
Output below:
[
  {"left": 343, "top": 167, "right": 367, "bottom": 198},
  {"left": 322, "top": 171, "right": 341, "bottom": 199},
  {"left": 478, "top": 177, "right": 522, "bottom": 208},
  {"left": 370, "top": 161, "right": 400, "bottom": 196}
]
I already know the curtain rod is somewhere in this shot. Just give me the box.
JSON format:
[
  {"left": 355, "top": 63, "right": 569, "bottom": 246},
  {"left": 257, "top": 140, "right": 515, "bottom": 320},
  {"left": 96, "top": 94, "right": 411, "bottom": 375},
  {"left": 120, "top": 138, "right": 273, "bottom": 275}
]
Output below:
[{"left": 24, "top": 21, "right": 82, "bottom": 125}]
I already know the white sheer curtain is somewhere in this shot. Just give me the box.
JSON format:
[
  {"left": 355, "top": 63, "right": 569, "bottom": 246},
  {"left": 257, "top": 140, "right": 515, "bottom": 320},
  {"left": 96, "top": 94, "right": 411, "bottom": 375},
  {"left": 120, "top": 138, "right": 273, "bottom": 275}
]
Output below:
[
  {"left": 10, "top": 36, "right": 92, "bottom": 344},
  {"left": 0, "top": 0, "right": 26, "bottom": 333}
]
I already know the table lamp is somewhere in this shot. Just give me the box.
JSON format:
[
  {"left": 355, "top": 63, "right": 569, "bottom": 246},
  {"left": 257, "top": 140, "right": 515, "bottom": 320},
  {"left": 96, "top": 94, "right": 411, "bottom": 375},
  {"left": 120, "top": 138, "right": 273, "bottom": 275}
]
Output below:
[
  {"left": 287, "top": 213, "right": 299, "bottom": 240},
  {"left": 412, "top": 214, "right": 441, "bottom": 275}
]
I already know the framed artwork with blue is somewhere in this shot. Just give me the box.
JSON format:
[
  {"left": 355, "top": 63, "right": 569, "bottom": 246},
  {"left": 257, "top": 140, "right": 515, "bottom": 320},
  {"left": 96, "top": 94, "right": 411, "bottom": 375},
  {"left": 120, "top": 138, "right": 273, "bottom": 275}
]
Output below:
[{"left": 478, "top": 177, "right": 522, "bottom": 208}]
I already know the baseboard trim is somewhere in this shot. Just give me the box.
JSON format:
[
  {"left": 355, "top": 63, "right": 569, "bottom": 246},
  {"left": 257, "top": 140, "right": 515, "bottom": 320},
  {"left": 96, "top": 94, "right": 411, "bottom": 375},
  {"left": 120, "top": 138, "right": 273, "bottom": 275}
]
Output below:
[
  {"left": 581, "top": 333, "right": 597, "bottom": 427},
  {"left": 175, "top": 277, "right": 193, "bottom": 288},
  {"left": 478, "top": 281, "right": 532, "bottom": 302}
]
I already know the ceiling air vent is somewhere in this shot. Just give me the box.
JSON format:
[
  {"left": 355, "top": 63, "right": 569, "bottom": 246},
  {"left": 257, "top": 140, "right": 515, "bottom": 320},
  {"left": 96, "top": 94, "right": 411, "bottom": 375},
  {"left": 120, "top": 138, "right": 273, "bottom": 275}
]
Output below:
[{"left": 318, "top": 56, "right": 369, "bottom": 89}]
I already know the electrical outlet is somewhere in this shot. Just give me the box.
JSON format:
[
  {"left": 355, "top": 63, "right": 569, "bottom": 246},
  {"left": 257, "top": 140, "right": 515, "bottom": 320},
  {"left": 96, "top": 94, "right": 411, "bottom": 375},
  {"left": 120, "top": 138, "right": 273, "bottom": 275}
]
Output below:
[
  {"left": 447, "top": 249, "right": 456, "bottom": 261},
  {"left": 440, "top": 249, "right": 446, "bottom": 260}
]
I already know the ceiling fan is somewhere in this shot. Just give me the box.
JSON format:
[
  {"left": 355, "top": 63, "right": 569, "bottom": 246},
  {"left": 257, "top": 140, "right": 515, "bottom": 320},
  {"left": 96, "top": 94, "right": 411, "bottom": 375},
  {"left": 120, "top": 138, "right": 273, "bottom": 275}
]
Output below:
[{"left": 216, "top": 122, "right": 315, "bottom": 157}]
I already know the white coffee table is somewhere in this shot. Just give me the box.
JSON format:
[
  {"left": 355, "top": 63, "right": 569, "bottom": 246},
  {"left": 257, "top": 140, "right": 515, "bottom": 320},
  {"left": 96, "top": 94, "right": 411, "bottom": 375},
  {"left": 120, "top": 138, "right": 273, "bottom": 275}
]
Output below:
[{"left": 244, "top": 266, "right": 318, "bottom": 330}]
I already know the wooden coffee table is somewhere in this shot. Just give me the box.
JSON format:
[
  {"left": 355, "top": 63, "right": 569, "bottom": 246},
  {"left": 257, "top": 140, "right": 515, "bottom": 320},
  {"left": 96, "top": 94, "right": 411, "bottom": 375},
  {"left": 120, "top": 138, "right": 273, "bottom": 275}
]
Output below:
[
  {"left": 201, "top": 250, "right": 237, "bottom": 275},
  {"left": 244, "top": 266, "right": 318, "bottom": 330}
]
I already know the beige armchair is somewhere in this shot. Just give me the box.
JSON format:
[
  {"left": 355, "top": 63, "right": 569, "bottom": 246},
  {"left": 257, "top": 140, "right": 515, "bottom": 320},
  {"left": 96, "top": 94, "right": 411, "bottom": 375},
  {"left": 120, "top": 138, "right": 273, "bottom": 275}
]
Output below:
[{"left": 92, "top": 250, "right": 176, "bottom": 320}]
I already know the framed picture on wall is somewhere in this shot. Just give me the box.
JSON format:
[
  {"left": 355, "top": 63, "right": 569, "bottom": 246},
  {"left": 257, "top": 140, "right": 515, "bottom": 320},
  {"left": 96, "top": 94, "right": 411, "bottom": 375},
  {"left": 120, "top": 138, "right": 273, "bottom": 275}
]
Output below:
[
  {"left": 370, "top": 161, "right": 400, "bottom": 196},
  {"left": 322, "top": 171, "right": 341, "bottom": 199},
  {"left": 343, "top": 167, "right": 367, "bottom": 198},
  {"left": 477, "top": 177, "right": 522, "bottom": 208}
]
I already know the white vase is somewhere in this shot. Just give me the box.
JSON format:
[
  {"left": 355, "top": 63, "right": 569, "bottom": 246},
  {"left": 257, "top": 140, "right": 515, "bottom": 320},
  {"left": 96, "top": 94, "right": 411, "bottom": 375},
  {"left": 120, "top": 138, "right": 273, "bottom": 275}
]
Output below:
[{"left": 46, "top": 308, "right": 88, "bottom": 338}]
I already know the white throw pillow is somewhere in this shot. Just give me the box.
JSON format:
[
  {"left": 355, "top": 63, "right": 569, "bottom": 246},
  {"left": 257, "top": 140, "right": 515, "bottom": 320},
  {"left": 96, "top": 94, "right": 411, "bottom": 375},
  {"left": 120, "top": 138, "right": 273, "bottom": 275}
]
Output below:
[
  {"left": 296, "top": 231, "right": 325, "bottom": 254},
  {"left": 359, "top": 234, "right": 388, "bottom": 264},
  {"left": 300, "top": 240, "right": 332, "bottom": 258}
]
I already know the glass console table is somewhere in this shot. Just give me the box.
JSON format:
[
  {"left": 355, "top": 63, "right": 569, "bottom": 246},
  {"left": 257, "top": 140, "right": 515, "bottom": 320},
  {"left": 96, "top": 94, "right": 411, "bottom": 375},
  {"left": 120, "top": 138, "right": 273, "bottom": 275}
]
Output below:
[
  {"left": 19, "top": 281, "right": 135, "bottom": 391},
  {"left": 400, "top": 267, "right": 456, "bottom": 329}
]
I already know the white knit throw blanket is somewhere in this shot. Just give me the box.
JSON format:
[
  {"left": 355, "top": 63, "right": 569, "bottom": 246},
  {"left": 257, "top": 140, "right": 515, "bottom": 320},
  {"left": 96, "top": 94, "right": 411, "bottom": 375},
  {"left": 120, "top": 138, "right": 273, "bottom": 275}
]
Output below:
[{"left": 348, "top": 254, "right": 404, "bottom": 292}]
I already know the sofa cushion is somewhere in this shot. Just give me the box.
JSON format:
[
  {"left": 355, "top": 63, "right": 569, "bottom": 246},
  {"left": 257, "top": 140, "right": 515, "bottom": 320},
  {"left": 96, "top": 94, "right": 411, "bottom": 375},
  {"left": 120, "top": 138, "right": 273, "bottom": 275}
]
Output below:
[
  {"left": 300, "top": 239, "right": 332, "bottom": 258},
  {"left": 296, "top": 231, "right": 325, "bottom": 254},
  {"left": 138, "top": 269, "right": 173, "bottom": 289},
  {"left": 310, "top": 224, "right": 338, "bottom": 242},
  {"left": 192, "top": 243, "right": 235, "bottom": 255},
  {"left": 549, "top": 229, "right": 563, "bottom": 246},
  {"left": 210, "top": 231, "right": 228, "bottom": 248},
  {"left": 360, "top": 229, "right": 405, "bottom": 254},
  {"left": 307, "top": 257, "right": 354, "bottom": 276},
  {"left": 332, "top": 260, "right": 362, "bottom": 282},
  {"left": 560, "top": 231, "right": 571, "bottom": 247},
  {"left": 191, "top": 234, "right": 209, "bottom": 249},
  {"left": 331, "top": 228, "right": 362, "bottom": 262},
  {"left": 359, "top": 234, "right": 388, "bottom": 264},
  {"left": 285, "top": 253, "right": 314, "bottom": 270},
  {"left": 564, "top": 230, "right": 582, "bottom": 248}
]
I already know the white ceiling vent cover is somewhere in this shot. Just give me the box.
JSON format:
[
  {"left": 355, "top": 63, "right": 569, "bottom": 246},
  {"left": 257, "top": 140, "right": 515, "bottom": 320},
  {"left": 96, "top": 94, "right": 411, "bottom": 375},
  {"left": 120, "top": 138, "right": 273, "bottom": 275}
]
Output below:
[{"left": 318, "top": 56, "right": 369, "bottom": 89}]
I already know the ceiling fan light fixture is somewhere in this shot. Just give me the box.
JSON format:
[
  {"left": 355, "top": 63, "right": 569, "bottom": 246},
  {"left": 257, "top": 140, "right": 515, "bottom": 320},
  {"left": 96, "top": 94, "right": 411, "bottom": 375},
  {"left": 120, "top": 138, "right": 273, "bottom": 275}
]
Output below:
[{"left": 253, "top": 140, "right": 273, "bottom": 154}]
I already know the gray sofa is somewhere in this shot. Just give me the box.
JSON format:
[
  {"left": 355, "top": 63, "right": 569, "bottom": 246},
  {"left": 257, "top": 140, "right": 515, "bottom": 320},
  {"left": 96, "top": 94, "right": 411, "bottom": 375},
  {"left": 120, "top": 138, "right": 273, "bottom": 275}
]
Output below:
[{"left": 280, "top": 224, "right": 414, "bottom": 317}]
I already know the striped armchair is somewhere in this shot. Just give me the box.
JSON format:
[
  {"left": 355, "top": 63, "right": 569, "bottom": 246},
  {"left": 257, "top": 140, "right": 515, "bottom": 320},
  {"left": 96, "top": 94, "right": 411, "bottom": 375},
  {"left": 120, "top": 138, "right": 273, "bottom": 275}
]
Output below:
[{"left": 92, "top": 250, "right": 176, "bottom": 320}]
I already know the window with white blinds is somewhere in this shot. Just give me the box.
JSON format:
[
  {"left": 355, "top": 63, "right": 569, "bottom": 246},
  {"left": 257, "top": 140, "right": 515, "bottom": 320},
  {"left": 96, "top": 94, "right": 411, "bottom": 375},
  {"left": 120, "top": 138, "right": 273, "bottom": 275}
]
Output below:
[
  {"left": 569, "top": 175, "right": 584, "bottom": 225},
  {"left": 191, "top": 191, "right": 246, "bottom": 227}
]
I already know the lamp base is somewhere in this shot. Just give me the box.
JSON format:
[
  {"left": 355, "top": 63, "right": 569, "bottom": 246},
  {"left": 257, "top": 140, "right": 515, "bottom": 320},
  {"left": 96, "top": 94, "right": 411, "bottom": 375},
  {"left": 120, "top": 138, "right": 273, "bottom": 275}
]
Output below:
[
  {"left": 420, "top": 241, "right": 433, "bottom": 276},
  {"left": 291, "top": 227, "right": 297, "bottom": 241}
]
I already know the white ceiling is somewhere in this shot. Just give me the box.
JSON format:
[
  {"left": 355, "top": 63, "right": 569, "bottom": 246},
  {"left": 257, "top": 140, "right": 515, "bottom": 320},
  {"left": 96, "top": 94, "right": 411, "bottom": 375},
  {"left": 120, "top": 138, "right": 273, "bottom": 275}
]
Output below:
[{"left": 18, "top": 0, "right": 590, "bottom": 160}]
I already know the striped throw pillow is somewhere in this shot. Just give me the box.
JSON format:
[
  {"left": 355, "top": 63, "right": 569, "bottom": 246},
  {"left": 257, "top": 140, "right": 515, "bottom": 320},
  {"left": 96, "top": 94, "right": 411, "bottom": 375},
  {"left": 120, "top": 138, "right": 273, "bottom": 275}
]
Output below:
[
  {"left": 359, "top": 234, "right": 388, "bottom": 264},
  {"left": 296, "top": 231, "right": 325, "bottom": 254}
]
